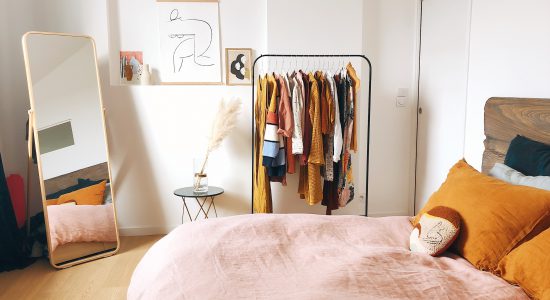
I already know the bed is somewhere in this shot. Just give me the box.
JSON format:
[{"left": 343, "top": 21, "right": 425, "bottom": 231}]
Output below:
[
  {"left": 47, "top": 203, "right": 117, "bottom": 265},
  {"left": 128, "top": 98, "right": 550, "bottom": 299},
  {"left": 43, "top": 163, "right": 118, "bottom": 265}
]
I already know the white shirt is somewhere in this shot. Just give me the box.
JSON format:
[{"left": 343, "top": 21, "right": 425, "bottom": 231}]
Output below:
[
  {"left": 326, "top": 72, "right": 343, "bottom": 162},
  {"left": 290, "top": 73, "right": 304, "bottom": 154}
]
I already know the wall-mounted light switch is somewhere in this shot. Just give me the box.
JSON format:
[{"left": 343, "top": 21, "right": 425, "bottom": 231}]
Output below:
[{"left": 396, "top": 88, "right": 408, "bottom": 107}]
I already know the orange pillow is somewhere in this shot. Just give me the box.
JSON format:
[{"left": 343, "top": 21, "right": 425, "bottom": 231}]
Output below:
[
  {"left": 45, "top": 198, "right": 58, "bottom": 206},
  {"left": 497, "top": 228, "right": 550, "bottom": 299},
  {"left": 413, "top": 160, "right": 550, "bottom": 272},
  {"left": 56, "top": 180, "right": 107, "bottom": 206}
]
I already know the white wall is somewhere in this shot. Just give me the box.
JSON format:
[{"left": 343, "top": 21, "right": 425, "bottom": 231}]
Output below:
[
  {"left": 109, "top": 0, "right": 268, "bottom": 234},
  {"left": 464, "top": 0, "right": 550, "bottom": 167},
  {"left": 363, "top": 0, "right": 419, "bottom": 216},
  {"left": 0, "top": 0, "right": 32, "bottom": 174},
  {"left": 0, "top": 0, "right": 43, "bottom": 216},
  {"left": 416, "top": 0, "right": 550, "bottom": 209},
  {"left": 32, "top": 43, "right": 107, "bottom": 180},
  {"left": 415, "top": 0, "right": 471, "bottom": 211},
  {"left": 265, "top": 0, "right": 366, "bottom": 215},
  {"left": 1, "top": 0, "right": 420, "bottom": 234},
  {"left": 265, "top": 0, "right": 419, "bottom": 217},
  {"left": 26, "top": 0, "right": 267, "bottom": 235}
]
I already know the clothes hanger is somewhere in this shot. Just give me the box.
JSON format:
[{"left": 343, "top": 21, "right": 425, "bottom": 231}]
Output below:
[
  {"left": 315, "top": 55, "right": 320, "bottom": 72},
  {"left": 314, "top": 56, "right": 318, "bottom": 72}
]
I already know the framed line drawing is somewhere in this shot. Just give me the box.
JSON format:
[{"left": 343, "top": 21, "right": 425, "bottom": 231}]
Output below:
[
  {"left": 156, "top": 0, "right": 222, "bottom": 85},
  {"left": 225, "top": 48, "right": 252, "bottom": 86}
]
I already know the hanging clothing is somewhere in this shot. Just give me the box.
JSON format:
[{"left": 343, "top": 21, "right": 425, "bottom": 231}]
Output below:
[
  {"left": 290, "top": 73, "right": 304, "bottom": 155},
  {"left": 323, "top": 72, "right": 335, "bottom": 182},
  {"left": 322, "top": 73, "right": 345, "bottom": 210},
  {"left": 298, "top": 71, "right": 311, "bottom": 200},
  {"left": 253, "top": 62, "right": 361, "bottom": 213},
  {"left": 325, "top": 73, "right": 336, "bottom": 133},
  {"left": 0, "top": 153, "right": 34, "bottom": 272},
  {"left": 262, "top": 75, "right": 286, "bottom": 181},
  {"left": 253, "top": 75, "right": 273, "bottom": 213},
  {"left": 300, "top": 70, "right": 312, "bottom": 166},
  {"left": 327, "top": 73, "right": 343, "bottom": 163},
  {"left": 277, "top": 75, "right": 293, "bottom": 138},
  {"left": 347, "top": 63, "right": 360, "bottom": 152},
  {"left": 305, "top": 72, "right": 324, "bottom": 205},
  {"left": 338, "top": 75, "right": 356, "bottom": 206},
  {"left": 316, "top": 71, "right": 329, "bottom": 135},
  {"left": 322, "top": 173, "right": 339, "bottom": 210},
  {"left": 278, "top": 75, "right": 296, "bottom": 175}
]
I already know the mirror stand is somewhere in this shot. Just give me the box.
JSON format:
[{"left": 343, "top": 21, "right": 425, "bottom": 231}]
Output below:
[
  {"left": 22, "top": 32, "right": 119, "bottom": 268},
  {"left": 25, "top": 109, "right": 34, "bottom": 236}
]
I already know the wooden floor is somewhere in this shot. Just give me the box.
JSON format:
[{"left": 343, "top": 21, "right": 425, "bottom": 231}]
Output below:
[{"left": 0, "top": 235, "right": 162, "bottom": 300}]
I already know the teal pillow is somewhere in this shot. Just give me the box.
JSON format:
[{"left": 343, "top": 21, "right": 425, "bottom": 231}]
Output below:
[{"left": 504, "top": 135, "right": 550, "bottom": 176}]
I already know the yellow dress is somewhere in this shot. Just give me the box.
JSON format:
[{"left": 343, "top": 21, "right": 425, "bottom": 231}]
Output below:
[
  {"left": 346, "top": 63, "right": 360, "bottom": 152},
  {"left": 253, "top": 75, "right": 273, "bottom": 213},
  {"left": 305, "top": 73, "right": 324, "bottom": 205}
]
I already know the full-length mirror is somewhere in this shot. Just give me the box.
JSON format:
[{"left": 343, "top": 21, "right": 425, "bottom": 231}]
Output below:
[{"left": 22, "top": 32, "right": 119, "bottom": 268}]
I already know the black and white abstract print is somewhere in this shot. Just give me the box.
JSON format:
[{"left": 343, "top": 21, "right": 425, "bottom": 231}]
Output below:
[{"left": 157, "top": 2, "right": 221, "bottom": 83}]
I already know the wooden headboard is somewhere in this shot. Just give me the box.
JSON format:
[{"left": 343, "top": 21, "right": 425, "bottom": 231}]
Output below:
[
  {"left": 482, "top": 97, "right": 550, "bottom": 173},
  {"left": 43, "top": 162, "right": 109, "bottom": 195}
]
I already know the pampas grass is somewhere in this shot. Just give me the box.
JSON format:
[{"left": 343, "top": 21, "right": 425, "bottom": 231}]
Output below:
[{"left": 194, "top": 97, "right": 242, "bottom": 190}]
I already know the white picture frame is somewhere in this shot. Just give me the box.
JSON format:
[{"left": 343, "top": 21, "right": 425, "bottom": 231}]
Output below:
[{"left": 156, "top": 0, "right": 222, "bottom": 85}]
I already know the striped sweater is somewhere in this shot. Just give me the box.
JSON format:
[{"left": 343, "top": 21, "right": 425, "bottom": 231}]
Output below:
[{"left": 262, "top": 75, "right": 286, "bottom": 178}]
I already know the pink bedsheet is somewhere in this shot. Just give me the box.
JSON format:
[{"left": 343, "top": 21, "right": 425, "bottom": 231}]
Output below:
[
  {"left": 128, "top": 214, "right": 527, "bottom": 300},
  {"left": 47, "top": 204, "right": 117, "bottom": 251}
]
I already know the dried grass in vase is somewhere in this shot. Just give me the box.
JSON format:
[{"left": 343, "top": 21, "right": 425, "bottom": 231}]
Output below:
[{"left": 194, "top": 97, "right": 242, "bottom": 191}]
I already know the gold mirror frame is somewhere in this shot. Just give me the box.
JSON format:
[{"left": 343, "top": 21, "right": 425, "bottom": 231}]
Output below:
[{"left": 22, "top": 31, "right": 120, "bottom": 269}]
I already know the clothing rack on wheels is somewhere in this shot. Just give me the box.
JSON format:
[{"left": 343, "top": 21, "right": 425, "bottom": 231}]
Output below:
[{"left": 251, "top": 54, "right": 372, "bottom": 216}]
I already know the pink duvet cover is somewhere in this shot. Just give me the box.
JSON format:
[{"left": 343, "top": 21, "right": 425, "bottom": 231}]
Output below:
[
  {"left": 47, "top": 204, "right": 117, "bottom": 251},
  {"left": 128, "top": 214, "right": 527, "bottom": 300}
]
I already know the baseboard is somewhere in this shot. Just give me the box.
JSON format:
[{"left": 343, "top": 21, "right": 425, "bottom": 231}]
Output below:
[
  {"left": 118, "top": 225, "right": 178, "bottom": 236},
  {"left": 368, "top": 211, "right": 411, "bottom": 217},
  {"left": 118, "top": 212, "right": 411, "bottom": 236}
]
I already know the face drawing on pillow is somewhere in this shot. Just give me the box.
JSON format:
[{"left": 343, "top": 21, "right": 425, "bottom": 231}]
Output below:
[
  {"left": 410, "top": 206, "right": 461, "bottom": 256},
  {"left": 423, "top": 221, "right": 444, "bottom": 245}
]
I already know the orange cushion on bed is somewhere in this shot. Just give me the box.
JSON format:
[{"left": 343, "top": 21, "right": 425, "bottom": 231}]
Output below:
[
  {"left": 498, "top": 228, "right": 550, "bottom": 300},
  {"left": 412, "top": 160, "right": 550, "bottom": 272},
  {"left": 56, "top": 180, "right": 107, "bottom": 206}
]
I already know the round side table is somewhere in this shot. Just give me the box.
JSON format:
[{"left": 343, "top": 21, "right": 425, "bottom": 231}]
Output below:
[{"left": 174, "top": 186, "right": 224, "bottom": 223}]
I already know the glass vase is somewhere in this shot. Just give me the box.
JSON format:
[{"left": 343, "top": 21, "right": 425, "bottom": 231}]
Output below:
[{"left": 193, "top": 157, "right": 208, "bottom": 193}]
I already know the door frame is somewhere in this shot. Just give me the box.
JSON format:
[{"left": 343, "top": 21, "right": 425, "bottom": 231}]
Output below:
[
  {"left": 411, "top": 0, "right": 474, "bottom": 215},
  {"left": 409, "top": 0, "right": 423, "bottom": 216}
]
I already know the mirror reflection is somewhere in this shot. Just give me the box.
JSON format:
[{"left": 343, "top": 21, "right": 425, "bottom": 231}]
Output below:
[{"left": 23, "top": 33, "right": 118, "bottom": 267}]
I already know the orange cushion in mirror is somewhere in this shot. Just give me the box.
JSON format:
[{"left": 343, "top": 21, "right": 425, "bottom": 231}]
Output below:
[
  {"left": 412, "top": 160, "right": 550, "bottom": 272},
  {"left": 498, "top": 228, "right": 550, "bottom": 299},
  {"left": 55, "top": 180, "right": 107, "bottom": 206}
]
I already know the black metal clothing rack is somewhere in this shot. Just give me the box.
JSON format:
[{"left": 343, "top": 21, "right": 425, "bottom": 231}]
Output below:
[{"left": 251, "top": 54, "right": 372, "bottom": 217}]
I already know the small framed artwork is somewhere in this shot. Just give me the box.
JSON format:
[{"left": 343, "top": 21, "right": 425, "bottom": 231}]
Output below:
[
  {"left": 225, "top": 48, "right": 252, "bottom": 86},
  {"left": 120, "top": 51, "right": 143, "bottom": 85}
]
